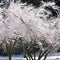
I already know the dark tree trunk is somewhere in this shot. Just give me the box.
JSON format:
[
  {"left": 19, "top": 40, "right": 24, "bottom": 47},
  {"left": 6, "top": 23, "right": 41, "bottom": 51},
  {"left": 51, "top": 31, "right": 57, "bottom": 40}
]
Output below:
[{"left": 9, "top": 54, "right": 11, "bottom": 60}]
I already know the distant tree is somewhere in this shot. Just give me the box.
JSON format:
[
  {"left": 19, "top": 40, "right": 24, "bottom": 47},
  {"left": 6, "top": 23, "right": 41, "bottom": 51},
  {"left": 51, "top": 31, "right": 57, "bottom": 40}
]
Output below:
[
  {"left": 57, "top": 47, "right": 60, "bottom": 52},
  {"left": 21, "top": 0, "right": 42, "bottom": 7},
  {"left": 43, "top": 0, "right": 53, "bottom": 2},
  {"left": 55, "top": 0, "right": 60, "bottom": 7},
  {"left": 0, "top": 0, "right": 1, "bottom": 3}
]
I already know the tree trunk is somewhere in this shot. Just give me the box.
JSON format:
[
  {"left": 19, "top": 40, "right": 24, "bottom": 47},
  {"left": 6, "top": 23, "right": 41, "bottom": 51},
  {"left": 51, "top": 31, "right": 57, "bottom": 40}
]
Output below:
[{"left": 8, "top": 54, "right": 11, "bottom": 60}]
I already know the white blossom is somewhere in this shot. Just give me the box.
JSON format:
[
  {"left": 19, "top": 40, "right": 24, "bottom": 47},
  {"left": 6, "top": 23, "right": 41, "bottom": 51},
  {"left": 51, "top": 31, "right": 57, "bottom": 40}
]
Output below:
[{"left": 0, "top": 2, "right": 60, "bottom": 49}]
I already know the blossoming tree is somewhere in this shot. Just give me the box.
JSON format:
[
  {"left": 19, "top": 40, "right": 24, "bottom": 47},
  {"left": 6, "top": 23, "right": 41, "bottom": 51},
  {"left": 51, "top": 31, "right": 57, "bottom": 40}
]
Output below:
[{"left": 0, "top": 1, "right": 60, "bottom": 60}]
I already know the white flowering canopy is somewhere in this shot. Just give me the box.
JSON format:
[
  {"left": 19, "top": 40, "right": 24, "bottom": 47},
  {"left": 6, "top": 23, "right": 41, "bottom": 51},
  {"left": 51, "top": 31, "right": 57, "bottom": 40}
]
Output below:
[{"left": 0, "top": 1, "right": 60, "bottom": 49}]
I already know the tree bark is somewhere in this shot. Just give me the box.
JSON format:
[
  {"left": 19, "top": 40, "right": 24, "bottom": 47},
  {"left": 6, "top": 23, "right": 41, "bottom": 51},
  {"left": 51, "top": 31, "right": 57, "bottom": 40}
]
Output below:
[{"left": 9, "top": 54, "right": 11, "bottom": 60}]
